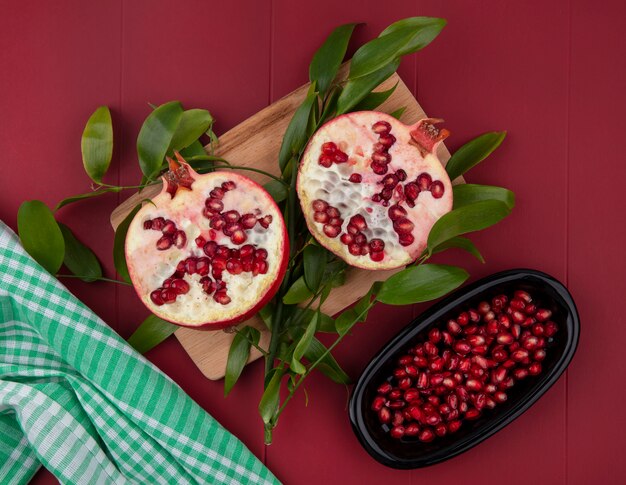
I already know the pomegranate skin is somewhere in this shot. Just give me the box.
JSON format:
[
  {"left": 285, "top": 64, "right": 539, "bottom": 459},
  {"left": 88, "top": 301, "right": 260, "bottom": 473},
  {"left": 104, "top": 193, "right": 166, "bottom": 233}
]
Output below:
[
  {"left": 126, "top": 162, "right": 289, "bottom": 330},
  {"left": 297, "top": 111, "right": 453, "bottom": 270}
]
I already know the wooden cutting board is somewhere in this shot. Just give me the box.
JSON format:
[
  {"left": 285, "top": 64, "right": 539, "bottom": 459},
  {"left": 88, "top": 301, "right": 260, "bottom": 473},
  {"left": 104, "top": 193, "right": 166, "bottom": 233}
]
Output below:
[{"left": 111, "top": 71, "right": 457, "bottom": 380}]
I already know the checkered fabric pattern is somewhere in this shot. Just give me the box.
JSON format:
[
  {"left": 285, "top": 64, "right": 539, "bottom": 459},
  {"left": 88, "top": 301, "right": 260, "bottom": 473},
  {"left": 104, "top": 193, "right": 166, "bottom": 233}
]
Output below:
[{"left": 0, "top": 221, "right": 279, "bottom": 485}]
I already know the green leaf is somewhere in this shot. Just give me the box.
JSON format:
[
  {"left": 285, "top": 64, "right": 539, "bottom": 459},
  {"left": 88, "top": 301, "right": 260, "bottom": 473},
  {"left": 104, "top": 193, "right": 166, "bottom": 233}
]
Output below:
[
  {"left": 336, "top": 59, "right": 400, "bottom": 115},
  {"left": 263, "top": 179, "right": 288, "bottom": 203},
  {"left": 352, "top": 82, "right": 398, "bottom": 111},
  {"left": 335, "top": 308, "right": 359, "bottom": 336},
  {"left": 114, "top": 204, "right": 141, "bottom": 283},
  {"left": 168, "top": 109, "right": 213, "bottom": 154},
  {"left": 225, "top": 327, "right": 260, "bottom": 396},
  {"left": 427, "top": 200, "right": 511, "bottom": 255},
  {"left": 259, "top": 369, "right": 283, "bottom": 425},
  {"left": 282, "top": 276, "right": 314, "bottom": 304},
  {"left": 259, "top": 304, "right": 274, "bottom": 331},
  {"left": 17, "top": 201, "right": 65, "bottom": 275},
  {"left": 180, "top": 139, "right": 207, "bottom": 159},
  {"left": 58, "top": 223, "right": 103, "bottom": 281},
  {"left": 349, "top": 18, "right": 446, "bottom": 80},
  {"left": 303, "top": 244, "right": 327, "bottom": 292},
  {"left": 429, "top": 236, "right": 485, "bottom": 263},
  {"left": 377, "top": 264, "right": 469, "bottom": 305},
  {"left": 291, "top": 313, "right": 318, "bottom": 374},
  {"left": 309, "top": 23, "right": 357, "bottom": 96},
  {"left": 389, "top": 106, "right": 407, "bottom": 120},
  {"left": 55, "top": 187, "right": 121, "bottom": 211},
  {"left": 278, "top": 90, "right": 318, "bottom": 171},
  {"left": 127, "top": 314, "right": 177, "bottom": 354},
  {"left": 81, "top": 106, "right": 113, "bottom": 183},
  {"left": 453, "top": 184, "right": 516, "bottom": 211},
  {"left": 445, "top": 131, "right": 507, "bottom": 181},
  {"left": 305, "top": 337, "right": 351, "bottom": 384},
  {"left": 137, "top": 101, "right": 184, "bottom": 179}
]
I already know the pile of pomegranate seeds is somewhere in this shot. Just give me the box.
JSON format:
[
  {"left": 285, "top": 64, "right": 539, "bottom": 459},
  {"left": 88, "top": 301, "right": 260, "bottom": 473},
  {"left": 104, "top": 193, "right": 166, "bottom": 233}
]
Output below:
[
  {"left": 371, "top": 290, "right": 558, "bottom": 442},
  {"left": 145, "top": 179, "right": 274, "bottom": 307}
]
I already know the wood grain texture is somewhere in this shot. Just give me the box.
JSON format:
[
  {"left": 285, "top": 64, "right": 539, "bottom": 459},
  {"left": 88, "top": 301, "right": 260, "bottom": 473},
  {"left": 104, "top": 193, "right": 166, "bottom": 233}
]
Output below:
[{"left": 110, "top": 71, "right": 455, "bottom": 380}]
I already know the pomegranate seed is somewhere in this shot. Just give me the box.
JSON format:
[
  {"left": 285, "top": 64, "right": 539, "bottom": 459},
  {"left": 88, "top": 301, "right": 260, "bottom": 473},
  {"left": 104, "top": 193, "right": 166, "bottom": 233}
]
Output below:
[
  {"left": 428, "top": 328, "right": 442, "bottom": 344},
  {"left": 405, "top": 423, "right": 420, "bottom": 436},
  {"left": 143, "top": 220, "right": 153, "bottom": 230},
  {"left": 312, "top": 199, "right": 328, "bottom": 212},
  {"left": 377, "top": 382, "right": 392, "bottom": 395},
  {"left": 404, "top": 389, "right": 420, "bottom": 402},
  {"left": 497, "top": 332, "right": 514, "bottom": 345},
  {"left": 465, "top": 408, "right": 481, "bottom": 420},
  {"left": 213, "top": 291, "right": 231, "bottom": 305},
  {"left": 372, "top": 151, "right": 391, "bottom": 164},
  {"left": 535, "top": 309, "right": 552, "bottom": 322},
  {"left": 416, "top": 373, "right": 429, "bottom": 389},
  {"left": 318, "top": 155, "right": 333, "bottom": 167},
  {"left": 447, "top": 320, "right": 462, "bottom": 335},
  {"left": 160, "top": 288, "right": 178, "bottom": 303},
  {"left": 259, "top": 215, "right": 273, "bottom": 228},
  {"left": 511, "top": 349, "right": 530, "bottom": 362},
  {"left": 369, "top": 238, "right": 384, "bottom": 252},
  {"left": 323, "top": 224, "right": 340, "bottom": 238},
  {"left": 510, "top": 299, "right": 526, "bottom": 311},
  {"left": 392, "top": 411, "right": 404, "bottom": 426},
  {"left": 525, "top": 303, "right": 538, "bottom": 315},
  {"left": 448, "top": 420, "right": 462, "bottom": 433},
  {"left": 544, "top": 321, "right": 558, "bottom": 337},
  {"left": 150, "top": 290, "right": 164, "bottom": 305},
  {"left": 349, "top": 173, "right": 362, "bottom": 183},
  {"left": 209, "top": 215, "right": 225, "bottom": 229},
  {"left": 231, "top": 230, "right": 247, "bottom": 245},
  {"left": 528, "top": 362, "right": 542, "bottom": 375},
  {"left": 434, "top": 423, "right": 447, "bottom": 437},
  {"left": 388, "top": 400, "right": 406, "bottom": 409},
  {"left": 502, "top": 359, "right": 516, "bottom": 370},
  {"left": 151, "top": 217, "right": 165, "bottom": 230},
  {"left": 349, "top": 214, "right": 367, "bottom": 231},
  {"left": 430, "top": 357, "right": 445, "bottom": 372},
  {"left": 372, "top": 120, "right": 391, "bottom": 134},
  {"left": 371, "top": 162, "right": 388, "bottom": 175},
  {"left": 196, "top": 258, "right": 211, "bottom": 276},
  {"left": 240, "top": 213, "right": 257, "bottom": 229},
  {"left": 370, "top": 251, "right": 384, "bottom": 262},
  {"left": 430, "top": 181, "right": 445, "bottom": 199},
  {"left": 484, "top": 383, "right": 497, "bottom": 394},
  {"left": 494, "top": 391, "right": 508, "bottom": 403},
  {"left": 221, "top": 181, "right": 236, "bottom": 191},
  {"left": 512, "top": 310, "right": 526, "bottom": 324},
  {"left": 466, "top": 379, "right": 482, "bottom": 391},
  {"left": 173, "top": 230, "right": 187, "bottom": 248},
  {"left": 378, "top": 407, "right": 391, "bottom": 424},
  {"left": 418, "top": 429, "right": 435, "bottom": 442},
  {"left": 468, "top": 335, "right": 486, "bottom": 346},
  {"left": 205, "top": 198, "right": 224, "bottom": 213},
  {"left": 162, "top": 220, "right": 177, "bottom": 235},
  {"left": 453, "top": 341, "right": 471, "bottom": 355},
  {"left": 156, "top": 236, "right": 173, "bottom": 250},
  {"left": 511, "top": 324, "right": 522, "bottom": 339},
  {"left": 514, "top": 290, "right": 532, "bottom": 303},
  {"left": 469, "top": 309, "right": 481, "bottom": 323},
  {"left": 390, "top": 426, "right": 405, "bottom": 439},
  {"left": 379, "top": 134, "right": 396, "bottom": 148},
  {"left": 321, "top": 141, "right": 337, "bottom": 154},
  {"left": 533, "top": 349, "right": 547, "bottom": 361},
  {"left": 334, "top": 151, "right": 349, "bottom": 163},
  {"left": 512, "top": 367, "right": 528, "bottom": 380},
  {"left": 348, "top": 244, "right": 361, "bottom": 256},
  {"left": 210, "top": 187, "right": 225, "bottom": 199}
]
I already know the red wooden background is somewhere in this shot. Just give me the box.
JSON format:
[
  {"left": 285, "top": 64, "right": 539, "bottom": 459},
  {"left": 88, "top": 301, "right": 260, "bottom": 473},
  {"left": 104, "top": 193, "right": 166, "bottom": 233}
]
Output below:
[{"left": 1, "top": 1, "right": 625, "bottom": 483}]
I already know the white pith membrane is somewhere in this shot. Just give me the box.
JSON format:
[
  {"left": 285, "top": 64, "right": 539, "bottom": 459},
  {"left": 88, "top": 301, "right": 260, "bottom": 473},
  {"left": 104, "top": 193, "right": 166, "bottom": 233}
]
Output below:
[
  {"left": 297, "top": 111, "right": 453, "bottom": 270},
  {"left": 126, "top": 165, "right": 287, "bottom": 327}
]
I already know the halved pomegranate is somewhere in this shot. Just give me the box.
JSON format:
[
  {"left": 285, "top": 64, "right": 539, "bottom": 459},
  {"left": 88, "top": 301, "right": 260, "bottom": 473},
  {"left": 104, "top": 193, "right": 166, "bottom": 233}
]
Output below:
[
  {"left": 297, "top": 112, "right": 453, "bottom": 270},
  {"left": 125, "top": 154, "right": 289, "bottom": 329}
]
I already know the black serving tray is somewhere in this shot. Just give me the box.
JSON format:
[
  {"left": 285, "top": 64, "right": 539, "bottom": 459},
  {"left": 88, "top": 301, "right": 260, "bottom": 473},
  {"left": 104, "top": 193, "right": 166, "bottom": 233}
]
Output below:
[{"left": 349, "top": 269, "right": 580, "bottom": 469}]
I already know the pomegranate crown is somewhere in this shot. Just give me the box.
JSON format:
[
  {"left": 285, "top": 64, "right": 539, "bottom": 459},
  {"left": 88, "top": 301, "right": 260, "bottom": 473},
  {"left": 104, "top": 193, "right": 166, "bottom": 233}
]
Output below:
[
  {"left": 163, "top": 151, "right": 195, "bottom": 198},
  {"left": 410, "top": 118, "right": 450, "bottom": 157}
]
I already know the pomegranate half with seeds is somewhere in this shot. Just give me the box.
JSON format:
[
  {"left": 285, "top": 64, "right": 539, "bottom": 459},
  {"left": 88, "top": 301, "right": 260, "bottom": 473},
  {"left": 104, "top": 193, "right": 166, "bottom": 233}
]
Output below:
[
  {"left": 125, "top": 155, "right": 289, "bottom": 329},
  {"left": 297, "top": 111, "right": 453, "bottom": 269}
]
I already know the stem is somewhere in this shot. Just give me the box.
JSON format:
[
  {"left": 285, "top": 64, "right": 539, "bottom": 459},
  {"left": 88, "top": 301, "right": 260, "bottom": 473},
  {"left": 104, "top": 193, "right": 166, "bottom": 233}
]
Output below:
[
  {"left": 266, "top": 167, "right": 298, "bottom": 373},
  {"left": 233, "top": 328, "right": 269, "bottom": 356},
  {"left": 274, "top": 301, "right": 376, "bottom": 420},
  {"left": 56, "top": 274, "right": 132, "bottom": 286},
  {"left": 200, "top": 160, "right": 289, "bottom": 185},
  {"left": 100, "top": 182, "right": 159, "bottom": 190}
]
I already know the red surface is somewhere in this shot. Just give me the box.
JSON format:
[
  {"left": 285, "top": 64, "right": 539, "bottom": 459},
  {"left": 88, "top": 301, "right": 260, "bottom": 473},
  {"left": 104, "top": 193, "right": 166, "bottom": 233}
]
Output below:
[{"left": 1, "top": 1, "right": 625, "bottom": 483}]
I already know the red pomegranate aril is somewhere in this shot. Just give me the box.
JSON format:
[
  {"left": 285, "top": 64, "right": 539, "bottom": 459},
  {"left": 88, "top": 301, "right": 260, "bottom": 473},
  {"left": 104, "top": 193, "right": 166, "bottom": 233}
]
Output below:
[
  {"left": 151, "top": 217, "right": 165, "bottom": 230},
  {"left": 162, "top": 220, "right": 177, "bottom": 235},
  {"left": 372, "top": 120, "right": 391, "bottom": 134},
  {"left": 392, "top": 411, "right": 404, "bottom": 427},
  {"left": 416, "top": 373, "right": 429, "bottom": 389},
  {"left": 511, "top": 349, "right": 530, "bottom": 362},
  {"left": 379, "top": 407, "right": 391, "bottom": 424},
  {"left": 418, "top": 429, "right": 435, "bottom": 442},
  {"left": 430, "top": 181, "right": 445, "bottom": 199},
  {"left": 388, "top": 400, "right": 406, "bottom": 410},
  {"left": 323, "top": 225, "right": 340, "bottom": 238},
  {"left": 372, "top": 396, "right": 385, "bottom": 411},
  {"left": 525, "top": 303, "right": 538, "bottom": 315},
  {"left": 398, "top": 233, "right": 415, "bottom": 246},
  {"left": 150, "top": 290, "right": 164, "bottom": 305},
  {"left": 405, "top": 365, "right": 419, "bottom": 377},
  {"left": 143, "top": 220, "right": 153, "bottom": 230},
  {"left": 465, "top": 408, "right": 481, "bottom": 420},
  {"left": 535, "top": 309, "right": 552, "bottom": 322},
  {"left": 484, "top": 383, "right": 497, "bottom": 394},
  {"left": 259, "top": 215, "right": 273, "bottom": 228},
  {"left": 528, "top": 362, "right": 542, "bottom": 375},
  {"left": 447, "top": 320, "right": 462, "bottom": 335},
  {"left": 496, "top": 332, "right": 514, "bottom": 345},
  {"left": 428, "top": 328, "right": 442, "bottom": 344},
  {"left": 533, "top": 349, "right": 547, "bottom": 361},
  {"left": 512, "top": 310, "right": 526, "bottom": 324},
  {"left": 318, "top": 155, "right": 333, "bottom": 167},
  {"left": 160, "top": 288, "right": 178, "bottom": 303},
  {"left": 453, "top": 341, "right": 471, "bottom": 355},
  {"left": 312, "top": 199, "right": 328, "bottom": 212},
  {"left": 430, "top": 357, "right": 445, "bottom": 372},
  {"left": 405, "top": 423, "right": 420, "bottom": 437},
  {"left": 321, "top": 141, "right": 337, "bottom": 154},
  {"left": 510, "top": 299, "right": 526, "bottom": 311},
  {"left": 393, "top": 218, "right": 414, "bottom": 234},
  {"left": 209, "top": 215, "right": 225, "bottom": 230},
  {"left": 494, "top": 391, "right": 508, "bottom": 403},
  {"left": 466, "top": 379, "right": 482, "bottom": 392},
  {"left": 156, "top": 236, "right": 173, "bottom": 250},
  {"left": 544, "top": 321, "right": 558, "bottom": 337},
  {"left": 448, "top": 421, "right": 462, "bottom": 433},
  {"left": 377, "top": 382, "right": 393, "bottom": 395},
  {"left": 404, "top": 389, "right": 420, "bottom": 402},
  {"left": 390, "top": 426, "right": 405, "bottom": 439}
]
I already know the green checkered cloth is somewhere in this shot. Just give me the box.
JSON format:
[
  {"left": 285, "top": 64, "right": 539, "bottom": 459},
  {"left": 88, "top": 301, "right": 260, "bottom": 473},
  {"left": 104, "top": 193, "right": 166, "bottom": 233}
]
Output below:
[{"left": 0, "top": 221, "right": 279, "bottom": 485}]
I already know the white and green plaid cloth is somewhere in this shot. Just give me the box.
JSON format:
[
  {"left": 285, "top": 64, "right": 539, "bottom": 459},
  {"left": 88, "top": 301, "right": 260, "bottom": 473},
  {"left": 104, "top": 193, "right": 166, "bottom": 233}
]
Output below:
[{"left": 0, "top": 221, "right": 279, "bottom": 485}]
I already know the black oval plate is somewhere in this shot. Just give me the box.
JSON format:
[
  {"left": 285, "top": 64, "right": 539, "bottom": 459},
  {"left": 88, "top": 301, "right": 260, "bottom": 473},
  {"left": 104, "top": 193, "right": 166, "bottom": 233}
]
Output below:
[{"left": 349, "top": 269, "right": 580, "bottom": 469}]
